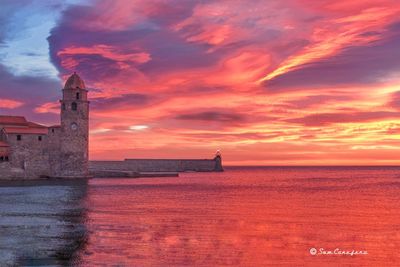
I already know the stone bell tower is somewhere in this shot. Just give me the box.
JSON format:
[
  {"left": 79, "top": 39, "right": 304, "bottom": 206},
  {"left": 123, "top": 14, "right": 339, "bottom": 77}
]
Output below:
[{"left": 59, "top": 72, "right": 89, "bottom": 177}]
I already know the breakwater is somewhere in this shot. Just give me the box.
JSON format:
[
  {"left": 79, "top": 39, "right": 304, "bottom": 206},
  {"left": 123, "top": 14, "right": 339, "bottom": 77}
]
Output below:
[{"left": 89, "top": 155, "right": 223, "bottom": 174}]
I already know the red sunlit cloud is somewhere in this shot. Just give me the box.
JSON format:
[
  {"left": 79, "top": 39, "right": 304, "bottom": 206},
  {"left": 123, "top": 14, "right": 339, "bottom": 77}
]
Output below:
[
  {"left": 3, "top": 0, "right": 400, "bottom": 165},
  {"left": 0, "top": 99, "right": 23, "bottom": 109}
]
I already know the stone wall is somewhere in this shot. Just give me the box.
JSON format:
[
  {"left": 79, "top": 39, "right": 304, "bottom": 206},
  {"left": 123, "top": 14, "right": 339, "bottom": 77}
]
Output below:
[
  {"left": 59, "top": 94, "right": 89, "bottom": 177},
  {"left": 0, "top": 161, "right": 26, "bottom": 179},
  {"left": 47, "top": 127, "right": 61, "bottom": 177},
  {"left": 6, "top": 133, "right": 50, "bottom": 179},
  {"left": 89, "top": 156, "right": 223, "bottom": 173}
]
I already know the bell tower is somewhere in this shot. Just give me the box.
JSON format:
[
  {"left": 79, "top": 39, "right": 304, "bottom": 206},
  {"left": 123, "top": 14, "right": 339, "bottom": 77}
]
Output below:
[{"left": 59, "top": 72, "right": 89, "bottom": 177}]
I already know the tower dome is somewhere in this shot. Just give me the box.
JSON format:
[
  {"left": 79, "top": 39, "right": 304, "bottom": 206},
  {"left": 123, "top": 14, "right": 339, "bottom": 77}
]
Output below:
[{"left": 64, "top": 72, "right": 86, "bottom": 89}]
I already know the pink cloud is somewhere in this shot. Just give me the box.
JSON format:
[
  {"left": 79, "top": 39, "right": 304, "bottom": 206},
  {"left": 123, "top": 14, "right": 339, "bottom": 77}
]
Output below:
[
  {"left": 41, "top": 0, "right": 400, "bottom": 164},
  {"left": 35, "top": 101, "right": 59, "bottom": 114},
  {"left": 259, "top": 4, "right": 400, "bottom": 83},
  {"left": 0, "top": 99, "right": 23, "bottom": 109},
  {"left": 57, "top": 45, "right": 151, "bottom": 71}
]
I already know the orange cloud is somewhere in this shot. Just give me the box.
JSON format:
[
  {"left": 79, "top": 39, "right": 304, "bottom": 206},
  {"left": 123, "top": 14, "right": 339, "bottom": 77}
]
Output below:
[
  {"left": 0, "top": 99, "right": 23, "bottom": 109},
  {"left": 43, "top": 0, "right": 400, "bottom": 165},
  {"left": 57, "top": 45, "right": 151, "bottom": 71},
  {"left": 258, "top": 6, "right": 400, "bottom": 83},
  {"left": 35, "top": 101, "right": 59, "bottom": 114}
]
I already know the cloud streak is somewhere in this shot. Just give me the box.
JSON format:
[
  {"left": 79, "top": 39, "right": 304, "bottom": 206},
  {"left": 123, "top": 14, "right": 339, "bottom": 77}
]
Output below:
[{"left": 1, "top": 0, "right": 400, "bottom": 164}]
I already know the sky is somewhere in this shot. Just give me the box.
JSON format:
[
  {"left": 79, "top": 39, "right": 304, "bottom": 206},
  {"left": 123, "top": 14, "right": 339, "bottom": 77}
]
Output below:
[{"left": 1, "top": 0, "right": 400, "bottom": 165}]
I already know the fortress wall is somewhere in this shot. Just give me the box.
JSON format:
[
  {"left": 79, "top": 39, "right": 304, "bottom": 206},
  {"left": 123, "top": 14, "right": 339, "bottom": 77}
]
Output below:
[
  {"left": 47, "top": 127, "right": 61, "bottom": 177},
  {"left": 124, "top": 159, "right": 217, "bottom": 172},
  {"left": 6, "top": 133, "right": 51, "bottom": 178},
  {"left": 0, "top": 162, "right": 13, "bottom": 179},
  {"left": 90, "top": 157, "right": 223, "bottom": 173},
  {"left": 0, "top": 162, "right": 25, "bottom": 179},
  {"left": 88, "top": 161, "right": 125, "bottom": 171}
]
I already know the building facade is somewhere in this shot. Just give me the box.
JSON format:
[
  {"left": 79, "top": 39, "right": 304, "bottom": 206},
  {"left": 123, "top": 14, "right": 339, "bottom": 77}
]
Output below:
[{"left": 0, "top": 73, "right": 89, "bottom": 179}]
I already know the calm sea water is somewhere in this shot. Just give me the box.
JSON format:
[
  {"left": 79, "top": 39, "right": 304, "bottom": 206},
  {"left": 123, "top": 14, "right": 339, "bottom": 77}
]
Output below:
[{"left": 1, "top": 166, "right": 400, "bottom": 266}]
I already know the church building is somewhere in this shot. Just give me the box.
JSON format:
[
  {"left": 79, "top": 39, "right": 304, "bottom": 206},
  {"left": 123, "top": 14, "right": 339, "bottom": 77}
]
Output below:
[{"left": 0, "top": 73, "right": 89, "bottom": 179}]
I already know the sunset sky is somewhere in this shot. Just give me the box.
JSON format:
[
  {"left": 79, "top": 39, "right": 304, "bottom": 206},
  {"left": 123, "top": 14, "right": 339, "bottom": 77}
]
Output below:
[{"left": 1, "top": 0, "right": 400, "bottom": 165}]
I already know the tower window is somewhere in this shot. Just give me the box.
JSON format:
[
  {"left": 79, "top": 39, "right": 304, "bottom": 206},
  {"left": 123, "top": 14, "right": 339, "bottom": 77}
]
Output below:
[
  {"left": 76, "top": 92, "right": 80, "bottom": 100},
  {"left": 17, "top": 135, "right": 21, "bottom": 141},
  {"left": 72, "top": 102, "right": 77, "bottom": 111},
  {"left": 38, "top": 136, "right": 42, "bottom": 141}
]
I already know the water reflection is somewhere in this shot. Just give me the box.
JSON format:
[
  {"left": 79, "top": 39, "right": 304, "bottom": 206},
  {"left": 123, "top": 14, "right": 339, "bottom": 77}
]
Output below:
[
  {"left": 1, "top": 167, "right": 400, "bottom": 266},
  {"left": 0, "top": 179, "right": 88, "bottom": 266},
  {"left": 79, "top": 167, "right": 400, "bottom": 266}
]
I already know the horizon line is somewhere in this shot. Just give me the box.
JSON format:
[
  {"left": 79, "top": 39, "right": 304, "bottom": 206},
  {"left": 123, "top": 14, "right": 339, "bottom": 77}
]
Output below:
[{"left": 222, "top": 165, "right": 400, "bottom": 167}]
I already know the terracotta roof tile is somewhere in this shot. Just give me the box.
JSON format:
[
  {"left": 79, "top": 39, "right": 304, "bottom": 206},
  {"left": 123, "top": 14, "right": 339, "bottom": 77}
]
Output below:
[
  {"left": 27, "top": 121, "right": 47, "bottom": 128},
  {"left": 3, "top": 127, "right": 48, "bottom": 135},
  {"left": 64, "top": 72, "right": 86, "bottom": 89},
  {"left": 0, "top": 115, "right": 27, "bottom": 126},
  {"left": 0, "top": 141, "right": 9, "bottom": 147}
]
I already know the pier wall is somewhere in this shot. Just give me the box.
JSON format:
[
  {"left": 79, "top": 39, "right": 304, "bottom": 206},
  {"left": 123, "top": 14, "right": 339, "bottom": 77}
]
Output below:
[
  {"left": 0, "top": 162, "right": 25, "bottom": 180},
  {"left": 89, "top": 156, "right": 223, "bottom": 173}
]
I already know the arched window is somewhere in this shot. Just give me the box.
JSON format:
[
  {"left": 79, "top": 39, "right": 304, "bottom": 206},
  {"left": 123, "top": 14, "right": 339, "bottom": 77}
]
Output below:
[
  {"left": 76, "top": 92, "right": 80, "bottom": 100},
  {"left": 72, "top": 102, "right": 77, "bottom": 111}
]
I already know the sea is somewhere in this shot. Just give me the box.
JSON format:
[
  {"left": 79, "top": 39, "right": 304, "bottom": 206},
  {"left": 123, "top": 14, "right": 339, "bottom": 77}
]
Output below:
[{"left": 0, "top": 166, "right": 399, "bottom": 266}]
